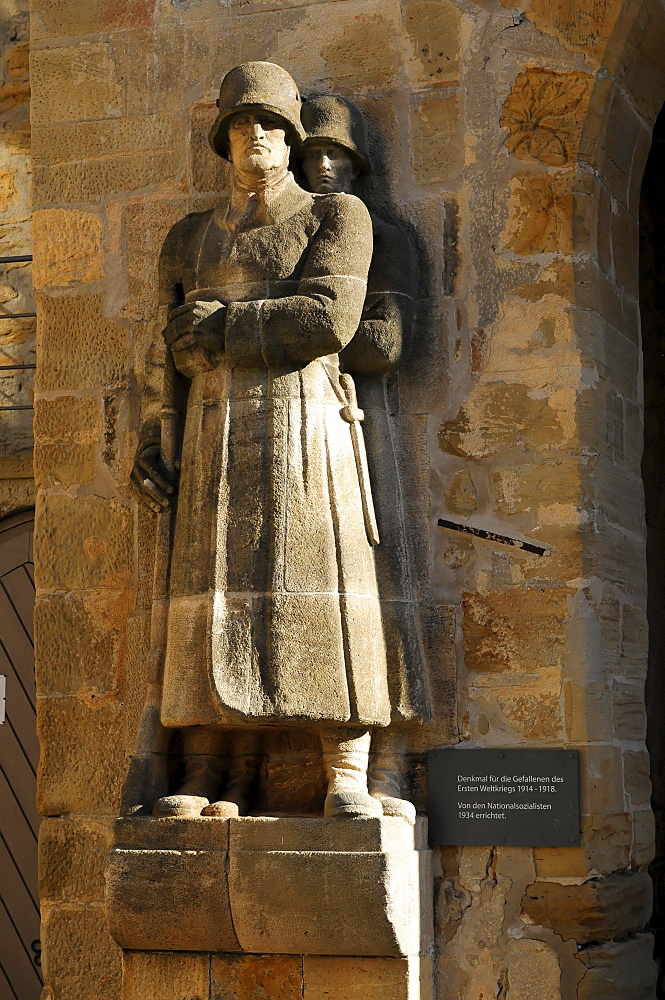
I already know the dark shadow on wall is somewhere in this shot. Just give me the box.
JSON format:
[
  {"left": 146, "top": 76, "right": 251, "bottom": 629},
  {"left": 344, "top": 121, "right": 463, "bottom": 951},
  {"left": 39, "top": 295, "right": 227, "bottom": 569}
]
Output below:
[{"left": 641, "top": 101, "right": 665, "bottom": 999}]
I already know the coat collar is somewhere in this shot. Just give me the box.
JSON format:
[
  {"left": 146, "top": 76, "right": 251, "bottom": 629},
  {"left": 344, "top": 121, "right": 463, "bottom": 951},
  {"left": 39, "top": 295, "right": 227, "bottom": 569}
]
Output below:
[{"left": 213, "top": 171, "right": 313, "bottom": 231}]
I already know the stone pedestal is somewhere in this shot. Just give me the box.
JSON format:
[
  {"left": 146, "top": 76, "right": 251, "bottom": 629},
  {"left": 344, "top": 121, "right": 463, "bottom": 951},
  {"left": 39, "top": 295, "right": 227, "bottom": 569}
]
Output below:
[{"left": 105, "top": 815, "right": 433, "bottom": 999}]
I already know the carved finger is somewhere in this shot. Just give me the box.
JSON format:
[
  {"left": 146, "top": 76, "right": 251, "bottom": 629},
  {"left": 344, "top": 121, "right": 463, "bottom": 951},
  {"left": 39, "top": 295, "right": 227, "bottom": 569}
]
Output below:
[
  {"left": 133, "top": 470, "right": 170, "bottom": 510},
  {"left": 136, "top": 454, "right": 175, "bottom": 494},
  {"left": 130, "top": 469, "right": 162, "bottom": 513},
  {"left": 170, "top": 332, "right": 197, "bottom": 353},
  {"left": 167, "top": 302, "right": 195, "bottom": 321}
]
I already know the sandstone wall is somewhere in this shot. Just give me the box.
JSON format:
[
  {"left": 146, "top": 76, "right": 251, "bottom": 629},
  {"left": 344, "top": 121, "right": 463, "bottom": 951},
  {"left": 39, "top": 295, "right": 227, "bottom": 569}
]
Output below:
[
  {"left": 0, "top": 0, "right": 34, "bottom": 516},
  {"left": 30, "top": 0, "right": 665, "bottom": 997}
]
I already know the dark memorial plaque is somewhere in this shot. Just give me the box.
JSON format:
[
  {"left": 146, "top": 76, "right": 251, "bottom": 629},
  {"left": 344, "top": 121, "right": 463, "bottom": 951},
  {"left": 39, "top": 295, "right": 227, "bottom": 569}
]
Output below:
[{"left": 427, "top": 748, "right": 580, "bottom": 847}]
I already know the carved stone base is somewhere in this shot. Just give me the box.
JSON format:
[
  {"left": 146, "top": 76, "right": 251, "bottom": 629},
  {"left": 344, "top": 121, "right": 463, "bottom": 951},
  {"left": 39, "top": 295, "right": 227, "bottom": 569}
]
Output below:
[
  {"left": 106, "top": 815, "right": 433, "bottom": 958},
  {"left": 119, "top": 951, "right": 434, "bottom": 1000}
]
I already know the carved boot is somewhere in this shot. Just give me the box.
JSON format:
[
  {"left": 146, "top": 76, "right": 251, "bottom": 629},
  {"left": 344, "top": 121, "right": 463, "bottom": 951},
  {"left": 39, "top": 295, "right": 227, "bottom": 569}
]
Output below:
[
  {"left": 368, "top": 731, "right": 416, "bottom": 824},
  {"left": 203, "top": 731, "right": 262, "bottom": 818},
  {"left": 153, "top": 726, "right": 225, "bottom": 817},
  {"left": 321, "top": 728, "right": 382, "bottom": 819}
]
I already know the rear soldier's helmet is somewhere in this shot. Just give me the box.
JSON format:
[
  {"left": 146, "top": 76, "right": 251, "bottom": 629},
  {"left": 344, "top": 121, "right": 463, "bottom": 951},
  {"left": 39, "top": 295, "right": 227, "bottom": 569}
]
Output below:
[
  {"left": 300, "top": 95, "right": 371, "bottom": 174},
  {"left": 209, "top": 61, "right": 306, "bottom": 160}
]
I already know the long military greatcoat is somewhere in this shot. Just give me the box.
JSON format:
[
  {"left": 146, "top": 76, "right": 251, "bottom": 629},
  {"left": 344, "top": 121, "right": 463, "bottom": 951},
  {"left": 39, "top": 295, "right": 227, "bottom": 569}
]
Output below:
[{"left": 144, "top": 172, "right": 430, "bottom": 729}]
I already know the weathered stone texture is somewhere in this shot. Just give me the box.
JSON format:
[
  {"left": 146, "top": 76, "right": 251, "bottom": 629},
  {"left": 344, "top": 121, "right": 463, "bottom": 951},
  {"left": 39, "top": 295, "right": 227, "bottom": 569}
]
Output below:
[
  {"left": 576, "top": 934, "right": 657, "bottom": 1000},
  {"left": 33, "top": 210, "right": 104, "bottom": 288},
  {"left": 121, "top": 952, "right": 209, "bottom": 1000},
  {"left": 40, "top": 816, "right": 114, "bottom": 903},
  {"left": 212, "top": 955, "right": 303, "bottom": 1000},
  {"left": 35, "top": 495, "right": 133, "bottom": 591},
  {"left": 303, "top": 956, "right": 432, "bottom": 1000},
  {"left": 506, "top": 940, "right": 561, "bottom": 1000},
  {"left": 34, "top": 589, "right": 126, "bottom": 696},
  {"left": 107, "top": 816, "right": 433, "bottom": 959},
  {"left": 522, "top": 872, "right": 653, "bottom": 944},
  {"left": 41, "top": 903, "right": 122, "bottom": 1000},
  {"left": 37, "top": 697, "right": 125, "bottom": 815},
  {"left": 36, "top": 293, "right": 129, "bottom": 392}
]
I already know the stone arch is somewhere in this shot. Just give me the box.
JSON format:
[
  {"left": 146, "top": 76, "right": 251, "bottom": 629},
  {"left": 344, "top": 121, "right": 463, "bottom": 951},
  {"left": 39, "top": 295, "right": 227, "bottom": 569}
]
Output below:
[{"left": 575, "top": 0, "right": 665, "bottom": 987}]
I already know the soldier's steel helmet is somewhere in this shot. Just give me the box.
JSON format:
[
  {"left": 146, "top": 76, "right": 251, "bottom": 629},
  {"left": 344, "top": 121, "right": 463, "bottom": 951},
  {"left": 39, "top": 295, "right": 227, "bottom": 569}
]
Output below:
[
  {"left": 209, "top": 61, "right": 306, "bottom": 160},
  {"left": 301, "top": 95, "right": 371, "bottom": 174}
]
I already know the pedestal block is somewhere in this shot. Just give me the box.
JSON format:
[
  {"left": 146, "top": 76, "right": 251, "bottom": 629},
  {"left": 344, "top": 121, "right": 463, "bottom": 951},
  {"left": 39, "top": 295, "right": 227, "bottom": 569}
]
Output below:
[{"left": 106, "top": 815, "right": 433, "bottom": 957}]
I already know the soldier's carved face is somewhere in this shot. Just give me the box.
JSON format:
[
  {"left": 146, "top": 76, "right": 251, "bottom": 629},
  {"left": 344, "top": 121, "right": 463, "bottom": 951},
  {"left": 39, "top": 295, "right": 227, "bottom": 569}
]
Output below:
[
  {"left": 302, "top": 142, "right": 358, "bottom": 194},
  {"left": 227, "top": 112, "right": 290, "bottom": 178}
]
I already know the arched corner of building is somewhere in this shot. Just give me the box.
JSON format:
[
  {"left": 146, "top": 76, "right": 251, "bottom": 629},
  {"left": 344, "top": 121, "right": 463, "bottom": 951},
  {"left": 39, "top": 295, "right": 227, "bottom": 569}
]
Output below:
[{"left": 577, "top": 0, "right": 665, "bottom": 248}]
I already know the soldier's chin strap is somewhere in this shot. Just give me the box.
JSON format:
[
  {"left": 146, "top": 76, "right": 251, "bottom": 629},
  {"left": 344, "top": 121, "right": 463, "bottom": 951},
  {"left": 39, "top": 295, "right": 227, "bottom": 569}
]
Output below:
[{"left": 319, "top": 359, "right": 380, "bottom": 546}]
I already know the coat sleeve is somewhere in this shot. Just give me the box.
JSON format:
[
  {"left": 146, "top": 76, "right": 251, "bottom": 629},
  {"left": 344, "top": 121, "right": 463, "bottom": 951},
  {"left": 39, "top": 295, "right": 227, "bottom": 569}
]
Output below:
[
  {"left": 224, "top": 193, "right": 373, "bottom": 367},
  {"left": 340, "top": 218, "right": 418, "bottom": 374},
  {"left": 138, "top": 219, "right": 189, "bottom": 452}
]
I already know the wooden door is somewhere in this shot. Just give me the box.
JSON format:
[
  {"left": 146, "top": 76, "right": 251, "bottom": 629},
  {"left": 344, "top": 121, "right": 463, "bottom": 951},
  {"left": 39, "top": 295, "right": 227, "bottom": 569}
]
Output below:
[{"left": 0, "top": 510, "right": 41, "bottom": 999}]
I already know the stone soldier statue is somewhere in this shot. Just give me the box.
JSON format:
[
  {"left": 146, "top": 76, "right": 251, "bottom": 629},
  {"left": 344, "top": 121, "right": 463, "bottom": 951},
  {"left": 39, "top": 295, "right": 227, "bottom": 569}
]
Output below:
[
  {"left": 131, "top": 63, "right": 429, "bottom": 822},
  {"left": 300, "top": 95, "right": 432, "bottom": 820}
]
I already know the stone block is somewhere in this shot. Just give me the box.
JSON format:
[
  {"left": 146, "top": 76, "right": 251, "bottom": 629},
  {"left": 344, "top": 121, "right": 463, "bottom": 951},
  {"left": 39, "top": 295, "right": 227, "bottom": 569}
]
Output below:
[
  {"left": 316, "top": 4, "right": 401, "bottom": 91},
  {"left": 121, "top": 952, "right": 210, "bottom": 1000},
  {"left": 444, "top": 469, "right": 478, "bottom": 517},
  {"left": 106, "top": 816, "right": 432, "bottom": 958},
  {"left": 535, "top": 812, "right": 632, "bottom": 878},
  {"left": 32, "top": 210, "right": 103, "bottom": 289},
  {"left": 563, "top": 679, "right": 614, "bottom": 745},
  {"left": 576, "top": 934, "right": 657, "bottom": 1000},
  {"left": 33, "top": 394, "right": 102, "bottom": 489},
  {"left": 610, "top": 199, "right": 639, "bottom": 298},
  {"left": 114, "top": 815, "right": 230, "bottom": 851},
  {"left": 621, "top": 604, "right": 648, "bottom": 681},
  {"left": 33, "top": 394, "right": 101, "bottom": 443},
  {"left": 521, "top": 872, "right": 653, "bottom": 944},
  {"left": 36, "top": 293, "right": 129, "bottom": 391},
  {"left": 32, "top": 114, "right": 180, "bottom": 167},
  {"left": 35, "top": 495, "right": 133, "bottom": 591},
  {"left": 438, "top": 381, "right": 570, "bottom": 459},
  {"left": 228, "top": 815, "right": 428, "bottom": 853},
  {"left": 506, "top": 940, "right": 560, "bottom": 1000},
  {"left": 462, "top": 588, "right": 571, "bottom": 678},
  {"left": 492, "top": 459, "right": 580, "bottom": 514},
  {"left": 121, "top": 198, "right": 217, "bottom": 324},
  {"left": 37, "top": 696, "right": 125, "bottom": 816},
  {"left": 106, "top": 846, "right": 240, "bottom": 952},
  {"left": 578, "top": 744, "right": 626, "bottom": 816},
  {"left": 211, "top": 955, "right": 303, "bottom": 1000},
  {"left": 623, "top": 749, "right": 652, "bottom": 808},
  {"left": 31, "top": 44, "right": 123, "bottom": 126},
  {"left": 33, "top": 150, "right": 181, "bottom": 207},
  {"left": 229, "top": 832, "right": 431, "bottom": 957},
  {"left": 191, "top": 102, "right": 230, "bottom": 194},
  {"left": 40, "top": 816, "right": 114, "bottom": 903},
  {"left": 470, "top": 683, "right": 564, "bottom": 742},
  {"left": 503, "top": 170, "right": 575, "bottom": 257},
  {"left": 403, "top": 0, "right": 460, "bottom": 88},
  {"left": 573, "top": 257, "right": 638, "bottom": 345},
  {"left": 632, "top": 808, "right": 656, "bottom": 868},
  {"left": 410, "top": 92, "right": 462, "bottom": 185},
  {"left": 34, "top": 589, "right": 126, "bottom": 696},
  {"left": 115, "top": 26, "right": 185, "bottom": 117},
  {"left": 303, "top": 955, "right": 432, "bottom": 1000},
  {"left": 33, "top": 0, "right": 156, "bottom": 35},
  {"left": 42, "top": 903, "right": 122, "bottom": 1000}
]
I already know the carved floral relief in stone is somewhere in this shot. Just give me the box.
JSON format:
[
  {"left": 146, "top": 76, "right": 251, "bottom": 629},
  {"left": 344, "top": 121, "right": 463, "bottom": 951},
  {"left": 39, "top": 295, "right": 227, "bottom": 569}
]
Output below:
[{"left": 501, "top": 68, "right": 592, "bottom": 167}]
